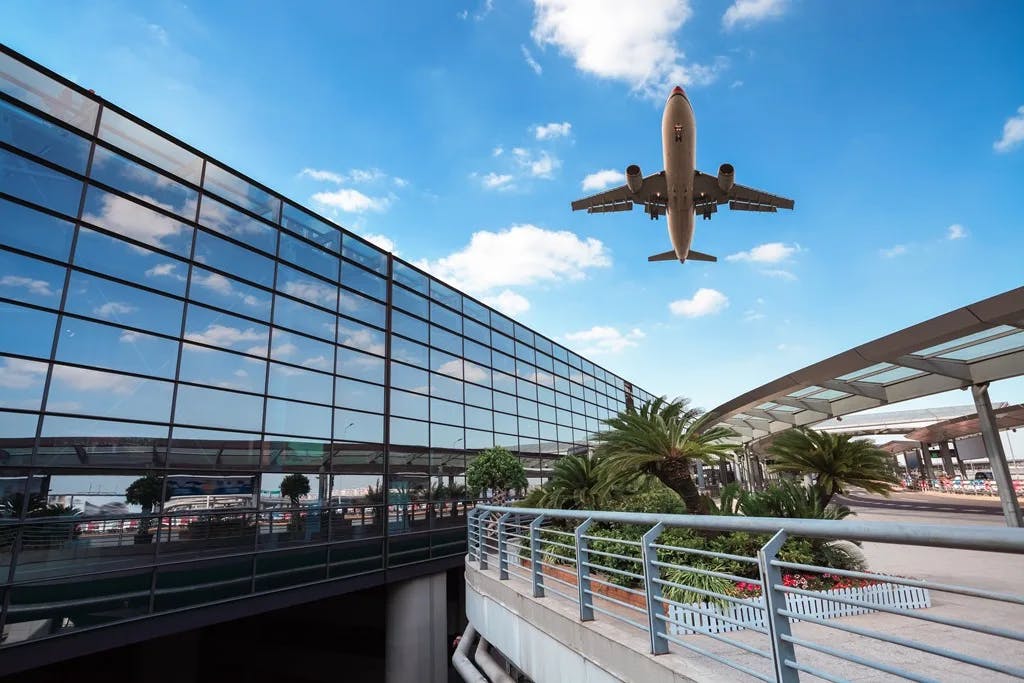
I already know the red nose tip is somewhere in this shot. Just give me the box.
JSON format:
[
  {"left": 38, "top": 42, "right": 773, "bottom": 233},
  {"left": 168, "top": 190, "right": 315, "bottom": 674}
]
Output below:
[{"left": 672, "top": 85, "right": 684, "bottom": 94}]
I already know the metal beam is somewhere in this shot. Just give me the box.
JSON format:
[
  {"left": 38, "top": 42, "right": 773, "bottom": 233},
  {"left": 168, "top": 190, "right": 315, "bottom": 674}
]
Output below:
[
  {"left": 893, "top": 354, "right": 973, "bottom": 382},
  {"left": 819, "top": 378, "right": 888, "bottom": 402},
  {"left": 772, "top": 396, "right": 833, "bottom": 416},
  {"left": 971, "top": 383, "right": 1023, "bottom": 527}
]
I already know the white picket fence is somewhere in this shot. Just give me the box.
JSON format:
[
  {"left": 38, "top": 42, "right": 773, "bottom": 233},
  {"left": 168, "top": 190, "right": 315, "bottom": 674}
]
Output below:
[{"left": 667, "top": 582, "right": 931, "bottom": 636}]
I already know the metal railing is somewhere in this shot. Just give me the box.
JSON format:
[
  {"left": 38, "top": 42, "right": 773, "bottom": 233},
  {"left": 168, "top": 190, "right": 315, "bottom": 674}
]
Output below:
[{"left": 467, "top": 505, "right": 1024, "bottom": 683}]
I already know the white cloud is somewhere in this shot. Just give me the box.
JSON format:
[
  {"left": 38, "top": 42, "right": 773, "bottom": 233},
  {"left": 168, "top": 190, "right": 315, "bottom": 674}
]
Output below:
[
  {"left": 144, "top": 262, "right": 183, "bottom": 279},
  {"left": 947, "top": 223, "right": 967, "bottom": 240},
  {"left": 191, "top": 271, "right": 234, "bottom": 296},
  {"left": 513, "top": 148, "right": 560, "bottom": 178},
  {"left": 742, "top": 310, "right": 766, "bottom": 322},
  {"left": 530, "top": 0, "right": 726, "bottom": 98},
  {"left": 492, "top": 146, "right": 504, "bottom": 157},
  {"left": 521, "top": 45, "right": 543, "bottom": 75},
  {"left": 993, "top": 105, "right": 1024, "bottom": 153},
  {"left": 482, "top": 289, "right": 531, "bottom": 316},
  {"left": 362, "top": 233, "right": 396, "bottom": 253},
  {"left": 119, "top": 330, "right": 141, "bottom": 343},
  {"left": 51, "top": 365, "right": 139, "bottom": 394},
  {"left": 147, "top": 23, "right": 169, "bottom": 46},
  {"left": 0, "top": 358, "right": 47, "bottom": 389},
  {"left": 392, "top": 176, "right": 409, "bottom": 188},
  {"left": 82, "top": 192, "right": 190, "bottom": 252},
  {"left": 338, "top": 328, "right": 386, "bottom": 356},
  {"left": 722, "top": 0, "right": 788, "bottom": 30},
  {"left": 563, "top": 326, "right": 644, "bottom": 355},
  {"left": 93, "top": 301, "right": 137, "bottom": 318},
  {"left": 312, "top": 188, "right": 390, "bottom": 213},
  {"left": 300, "top": 167, "right": 387, "bottom": 184},
  {"left": 480, "top": 172, "right": 515, "bottom": 190},
  {"left": 880, "top": 245, "right": 908, "bottom": 258},
  {"left": 299, "top": 168, "right": 345, "bottom": 184},
  {"left": 725, "top": 242, "right": 800, "bottom": 263},
  {"left": 415, "top": 224, "right": 610, "bottom": 294},
  {"left": 730, "top": 80, "right": 744, "bottom": 89},
  {"left": 281, "top": 279, "right": 337, "bottom": 307},
  {"left": 534, "top": 122, "right": 572, "bottom": 140},
  {"left": 581, "top": 169, "right": 622, "bottom": 191},
  {"left": 185, "top": 324, "right": 267, "bottom": 349},
  {"left": 669, "top": 288, "right": 729, "bottom": 317},
  {"left": 760, "top": 269, "right": 796, "bottom": 280},
  {"left": 0, "top": 275, "right": 56, "bottom": 297}
]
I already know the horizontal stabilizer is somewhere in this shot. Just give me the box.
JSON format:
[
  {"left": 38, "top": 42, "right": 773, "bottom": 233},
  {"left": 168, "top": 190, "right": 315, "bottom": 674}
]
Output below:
[
  {"left": 647, "top": 250, "right": 680, "bottom": 263},
  {"left": 686, "top": 250, "right": 717, "bottom": 262}
]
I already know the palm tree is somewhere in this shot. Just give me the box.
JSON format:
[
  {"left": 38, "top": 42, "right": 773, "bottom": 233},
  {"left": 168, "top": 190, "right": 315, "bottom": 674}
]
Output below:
[
  {"left": 767, "top": 428, "right": 898, "bottom": 507},
  {"left": 540, "top": 451, "right": 626, "bottom": 510},
  {"left": 594, "top": 397, "right": 738, "bottom": 514}
]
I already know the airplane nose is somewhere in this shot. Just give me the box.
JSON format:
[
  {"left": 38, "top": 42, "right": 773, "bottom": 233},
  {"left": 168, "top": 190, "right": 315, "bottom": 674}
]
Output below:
[{"left": 672, "top": 85, "right": 685, "bottom": 96}]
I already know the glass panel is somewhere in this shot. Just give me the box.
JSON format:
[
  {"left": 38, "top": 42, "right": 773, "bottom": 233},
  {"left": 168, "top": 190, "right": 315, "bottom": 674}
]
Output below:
[
  {"left": 391, "top": 363, "right": 429, "bottom": 394},
  {"left": 431, "top": 349, "right": 462, "bottom": 378},
  {"left": 491, "top": 313, "right": 513, "bottom": 336},
  {"left": 0, "top": 52, "right": 99, "bottom": 132},
  {"left": 429, "top": 280, "right": 461, "bottom": 310},
  {"left": 493, "top": 371, "right": 516, "bottom": 395},
  {"left": 336, "top": 347, "right": 384, "bottom": 384},
  {"left": 337, "top": 319, "right": 385, "bottom": 355},
  {"left": 392, "top": 336, "right": 428, "bottom": 368},
  {"left": 492, "top": 351, "right": 515, "bottom": 375},
  {"left": 265, "top": 398, "right": 331, "bottom": 438},
  {"left": 431, "top": 398, "right": 463, "bottom": 426},
  {"left": 430, "top": 372, "right": 462, "bottom": 402},
  {"left": 390, "top": 417, "right": 427, "bottom": 447},
  {"left": 463, "top": 318, "right": 489, "bottom": 345},
  {"left": 281, "top": 202, "right": 340, "bottom": 253},
  {"left": 178, "top": 342, "right": 266, "bottom": 393},
  {"left": 0, "top": 303, "right": 56, "bottom": 358},
  {"left": 515, "top": 341, "right": 535, "bottom": 364},
  {"left": 465, "top": 406, "right": 492, "bottom": 431},
  {"left": 174, "top": 384, "right": 264, "bottom": 431},
  {"left": 0, "top": 98, "right": 90, "bottom": 172},
  {"left": 339, "top": 289, "right": 386, "bottom": 327},
  {"left": 90, "top": 146, "right": 198, "bottom": 218},
  {"left": 341, "top": 235, "right": 387, "bottom": 274},
  {"left": 494, "top": 411, "right": 517, "bottom": 435},
  {"left": 273, "top": 294, "right": 335, "bottom": 340},
  {"left": 66, "top": 270, "right": 183, "bottom": 336},
  {"left": 0, "top": 146, "right": 83, "bottom": 215},
  {"left": 392, "top": 285, "right": 428, "bottom": 317},
  {"left": 46, "top": 364, "right": 173, "bottom": 422},
  {"left": 268, "top": 363, "right": 333, "bottom": 405},
  {"left": 463, "top": 339, "right": 490, "bottom": 367},
  {"left": 430, "top": 302, "right": 461, "bottom": 333},
  {"left": 491, "top": 331, "right": 513, "bottom": 356},
  {"left": 199, "top": 194, "right": 277, "bottom": 254},
  {"left": 73, "top": 226, "right": 188, "bottom": 296},
  {"left": 465, "top": 429, "right": 493, "bottom": 450},
  {"left": 0, "top": 355, "right": 47, "bottom": 410},
  {"left": 168, "top": 426, "right": 261, "bottom": 469},
  {"left": 494, "top": 392, "right": 517, "bottom": 414},
  {"left": 184, "top": 303, "right": 269, "bottom": 357},
  {"left": 393, "top": 260, "right": 427, "bottom": 293},
  {"left": 279, "top": 232, "right": 338, "bottom": 281},
  {"left": 390, "top": 389, "right": 428, "bottom": 421},
  {"left": 203, "top": 162, "right": 279, "bottom": 221},
  {"left": 55, "top": 317, "right": 178, "bottom": 378},
  {"left": 340, "top": 262, "right": 386, "bottom": 301},
  {"left": 97, "top": 108, "right": 202, "bottom": 184},
  {"left": 938, "top": 332, "right": 1024, "bottom": 361},
  {"left": 193, "top": 229, "right": 274, "bottom": 287},
  {"left": 335, "top": 377, "right": 384, "bottom": 412},
  {"left": 0, "top": 249, "right": 64, "bottom": 308},
  {"left": 82, "top": 185, "right": 194, "bottom": 256},
  {"left": 276, "top": 263, "right": 338, "bottom": 311},
  {"left": 463, "top": 298, "right": 488, "bottom": 325},
  {"left": 35, "top": 416, "right": 167, "bottom": 466},
  {"left": 188, "top": 266, "right": 272, "bottom": 321},
  {"left": 0, "top": 197, "right": 75, "bottom": 260},
  {"left": 464, "top": 383, "right": 491, "bottom": 409},
  {"left": 392, "top": 310, "right": 427, "bottom": 342},
  {"left": 270, "top": 329, "right": 333, "bottom": 372},
  {"left": 334, "top": 408, "right": 383, "bottom": 443},
  {"left": 430, "top": 325, "right": 461, "bottom": 355},
  {"left": 464, "top": 361, "right": 491, "bottom": 387}
]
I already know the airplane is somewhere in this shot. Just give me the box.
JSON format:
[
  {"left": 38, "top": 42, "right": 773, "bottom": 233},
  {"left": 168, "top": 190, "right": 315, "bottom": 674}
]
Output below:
[{"left": 570, "top": 86, "right": 794, "bottom": 264}]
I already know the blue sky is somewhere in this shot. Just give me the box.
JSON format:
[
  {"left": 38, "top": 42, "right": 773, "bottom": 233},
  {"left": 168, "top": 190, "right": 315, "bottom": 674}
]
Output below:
[{"left": 4, "top": 0, "right": 1023, "bottom": 414}]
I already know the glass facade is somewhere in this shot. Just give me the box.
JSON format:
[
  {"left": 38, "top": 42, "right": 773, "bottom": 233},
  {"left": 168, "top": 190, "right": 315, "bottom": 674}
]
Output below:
[{"left": 0, "top": 47, "right": 654, "bottom": 645}]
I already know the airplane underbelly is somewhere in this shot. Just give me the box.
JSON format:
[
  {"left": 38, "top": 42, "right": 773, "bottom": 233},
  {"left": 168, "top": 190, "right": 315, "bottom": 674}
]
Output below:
[{"left": 661, "top": 94, "right": 696, "bottom": 260}]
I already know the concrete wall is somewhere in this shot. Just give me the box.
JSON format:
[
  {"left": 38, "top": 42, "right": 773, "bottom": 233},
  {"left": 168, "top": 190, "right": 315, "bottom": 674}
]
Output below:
[{"left": 465, "top": 559, "right": 727, "bottom": 683}]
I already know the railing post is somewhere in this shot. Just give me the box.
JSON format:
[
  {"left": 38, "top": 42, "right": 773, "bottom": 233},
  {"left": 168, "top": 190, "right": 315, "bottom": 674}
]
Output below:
[
  {"left": 479, "top": 510, "right": 490, "bottom": 570},
  {"left": 641, "top": 522, "right": 668, "bottom": 655},
  {"left": 575, "top": 518, "right": 595, "bottom": 621},
  {"left": 758, "top": 529, "right": 799, "bottom": 683},
  {"left": 529, "top": 514, "right": 546, "bottom": 598},
  {"left": 497, "top": 512, "right": 512, "bottom": 580},
  {"left": 467, "top": 508, "right": 481, "bottom": 561}
]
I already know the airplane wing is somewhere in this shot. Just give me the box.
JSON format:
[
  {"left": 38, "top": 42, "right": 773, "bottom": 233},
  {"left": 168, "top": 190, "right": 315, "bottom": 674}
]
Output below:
[
  {"left": 693, "top": 170, "right": 794, "bottom": 213},
  {"left": 571, "top": 172, "right": 668, "bottom": 214}
]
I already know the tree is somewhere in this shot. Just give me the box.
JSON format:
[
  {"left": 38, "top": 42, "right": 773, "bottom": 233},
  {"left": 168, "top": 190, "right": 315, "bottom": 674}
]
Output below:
[
  {"left": 125, "top": 474, "right": 170, "bottom": 541},
  {"left": 594, "top": 397, "right": 738, "bottom": 514},
  {"left": 280, "top": 473, "right": 311, "bottom": 506},
  {"left": 767, "top": 428, "right": 899, "bottom": 507},
  {"left": 465, "top": 446, "right": 527, "bottom": 501},
  {"left": 534, "top": 451, "right": 633, "bottom": 510}
]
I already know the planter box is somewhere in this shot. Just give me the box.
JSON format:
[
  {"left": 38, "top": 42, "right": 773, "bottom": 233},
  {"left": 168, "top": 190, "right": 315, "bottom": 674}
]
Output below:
[{"left": 667, "top": 583, "right": 931, "bottom": 636}]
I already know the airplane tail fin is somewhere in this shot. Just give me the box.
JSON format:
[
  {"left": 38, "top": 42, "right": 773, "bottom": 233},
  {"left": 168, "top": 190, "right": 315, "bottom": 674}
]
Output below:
[
  {"left": 647, "top": 250, "right": 680, "bottom": 262},
  {"left": 685, "top": 250, "right": 717, "bottom": 263}
]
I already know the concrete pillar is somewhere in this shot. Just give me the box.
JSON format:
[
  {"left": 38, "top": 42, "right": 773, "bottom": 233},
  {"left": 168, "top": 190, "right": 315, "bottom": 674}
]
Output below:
[
  {"left": 918, "top": 442, "right": 935, "bottom": 481},
  {"left": 695, "top": 461, "right": 706, "bottom": 489},
  {"left": 970, "top": 383, "right": 1023, "bottom": 527},
  {"left": 386, "top": 572, "right": 448, "bottom": 683},
  {"left": 951, "top": 442, "right": 968, "bottom": 478},
  {"left": 938, "top": 440, "right": 956, "bottom": 477}
]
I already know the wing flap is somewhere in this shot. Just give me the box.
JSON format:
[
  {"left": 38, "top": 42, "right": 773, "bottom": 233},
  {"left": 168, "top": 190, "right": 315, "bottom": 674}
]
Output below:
[
  {"left": 571, "top": 172, "right": 667, "bottom": 212},
  {"left": 587, "top": 200, "right": 633, "bottom": 214}
]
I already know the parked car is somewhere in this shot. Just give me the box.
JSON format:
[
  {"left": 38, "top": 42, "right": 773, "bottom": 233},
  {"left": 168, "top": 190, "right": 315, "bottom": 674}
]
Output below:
[{"left": 974, "top": 471, "right": 993, "bottom": 481}]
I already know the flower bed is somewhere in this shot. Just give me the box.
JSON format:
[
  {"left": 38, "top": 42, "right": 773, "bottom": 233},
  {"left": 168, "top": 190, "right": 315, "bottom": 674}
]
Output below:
[{"left": 668, "top": 577, "right": 931, "bottom": 636}]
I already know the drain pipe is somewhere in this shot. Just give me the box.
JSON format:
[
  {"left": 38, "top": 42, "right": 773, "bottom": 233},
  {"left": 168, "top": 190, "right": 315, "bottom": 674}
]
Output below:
[
  {"left": 474, "top": 636, "right": 516, "bottom": 683},
  {"left": 452, "top": 624, "right": 488, "bottom": 683}
]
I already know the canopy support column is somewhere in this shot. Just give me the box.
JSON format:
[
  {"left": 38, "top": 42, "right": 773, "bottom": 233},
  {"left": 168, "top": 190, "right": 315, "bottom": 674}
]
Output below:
[{"left": 971, "top": 383, "right": 1023, "bottom": 527}]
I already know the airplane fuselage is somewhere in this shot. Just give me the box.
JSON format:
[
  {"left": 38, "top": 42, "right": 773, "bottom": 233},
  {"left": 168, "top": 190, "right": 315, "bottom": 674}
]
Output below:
[{"left": 662, "top": 89, "right": 696, "bottom": 261}]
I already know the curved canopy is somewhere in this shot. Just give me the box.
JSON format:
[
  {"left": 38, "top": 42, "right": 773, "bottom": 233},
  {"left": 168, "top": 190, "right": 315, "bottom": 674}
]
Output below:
[{"left": 708, "top": 287, "right": 1024, "bottom": 443}]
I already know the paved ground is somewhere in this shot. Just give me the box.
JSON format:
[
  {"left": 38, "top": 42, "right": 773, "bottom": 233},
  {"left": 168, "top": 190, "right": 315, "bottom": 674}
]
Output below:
[{"left": 836, "top": 491, "right": 1005, "bottom": 518}]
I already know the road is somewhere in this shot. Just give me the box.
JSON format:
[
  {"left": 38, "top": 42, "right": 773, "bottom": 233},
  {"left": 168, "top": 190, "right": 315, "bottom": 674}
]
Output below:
[{"left": 836, "top": 490, "right": 1004, "bottom": 518}]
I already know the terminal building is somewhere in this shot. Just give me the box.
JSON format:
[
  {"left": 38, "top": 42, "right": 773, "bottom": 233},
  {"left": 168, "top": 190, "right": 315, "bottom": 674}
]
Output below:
[{"left": 0, "top": 45, "right": 654, "bottom": 676}]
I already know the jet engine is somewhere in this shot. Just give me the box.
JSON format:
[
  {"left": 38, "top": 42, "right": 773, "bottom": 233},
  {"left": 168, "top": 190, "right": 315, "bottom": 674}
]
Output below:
[
  {"left": 718, "top": 163, "right": 735, "bottom": 192},
  {"left": 626, "top": 165, "right": 643, "bottom": 193}
]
